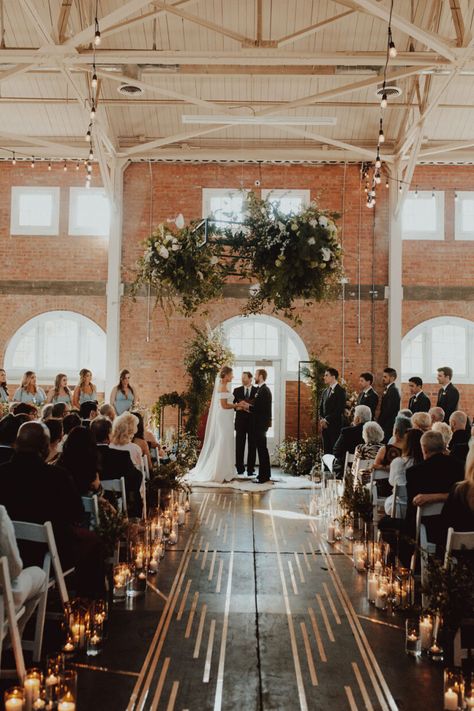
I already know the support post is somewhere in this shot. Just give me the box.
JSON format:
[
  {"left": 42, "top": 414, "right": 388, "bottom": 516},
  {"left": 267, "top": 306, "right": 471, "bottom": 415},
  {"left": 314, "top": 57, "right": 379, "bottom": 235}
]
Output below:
[
  {"left": 105, "top": 158, "right": 127, "bottom": 400},
  {"left": 388, "top": 161, "right": 403, "bottom": 380}
]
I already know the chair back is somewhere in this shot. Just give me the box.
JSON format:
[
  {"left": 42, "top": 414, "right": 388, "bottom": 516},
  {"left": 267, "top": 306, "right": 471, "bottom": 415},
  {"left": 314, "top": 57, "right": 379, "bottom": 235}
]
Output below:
[
  {"left": 343, "top": 451, "right": 355, "bottom": 473},
  {"left": 142, "top": 455, "right": 150, "bottom": 481},
  {"left": 321, "top": 454, "right": 335, "bottom": 474},
  {"left": 390, "top": 483, "right": 407, "bottom": 518},
  {"left": 81, "top": 495, "right": 100, "bottom": 529},
  {"left": 0, "top": 556, "right": 26, "bottom": 680},
  {"left": 444, "top": 527, "right": 474, "bottom": 566},
  {"left": 101, "top": 477, "right": 127, "bottom": 515}
]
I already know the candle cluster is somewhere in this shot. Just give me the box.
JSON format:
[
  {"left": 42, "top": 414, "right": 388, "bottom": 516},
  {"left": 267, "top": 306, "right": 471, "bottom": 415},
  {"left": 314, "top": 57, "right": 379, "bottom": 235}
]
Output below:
[
  {"left": 4, "top": 658, "right": 78, "bottom": 710},
  {"left": 63, "top": 599, "right": 107, "bottom": 657}
]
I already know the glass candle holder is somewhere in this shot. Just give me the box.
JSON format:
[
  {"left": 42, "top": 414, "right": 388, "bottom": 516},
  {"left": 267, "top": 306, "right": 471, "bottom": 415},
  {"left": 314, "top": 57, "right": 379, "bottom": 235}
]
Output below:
[
  {"left": 86, "top": 624, "right": 103, "bottom": 656},
  {"left": 113, "top": 564, "right": 131, "bottom": 600},
  {"left": 375, "top": 578, "right": 389, "bottom": 611},
  {"left": 24, "top": 668, "right": 43, "bottom": 711},
  {"left": 419, "top": 615, "right": 433, "bottom": 652},
  {"left": 45, "top": 654, "right": 63, "bottom": 705},
  {"left": 427, "top": 638, "right": 444, "bottom": 663},
  {"left": 405, "top": 619, "right": 421, "bottom": 657},
  {"left": 464, "top": 672, "right": 474, "bottom": 708},
  {"left": 32, "top": 690, "right": 47, "bottom": 710},
  {"left": 59, "top": 670, "right": 77, "bottom": 705},
  {"left": 443, "top": 668, "right": 464, "bottom": 710},
  {"left": 57, "top": 691, "right": 76, "bottom": 711},
  {"left": 126, "top": 566, "right": 147, "bottom": 597},
  {"left": 345, "top": 522, "right": 354, "bottom": 540},
  {"left": 367, "top": 571, "right": 378, "bottom": 603},
  {"left": 394, "top": 568, "right": 414, "bottom": 610},
  {"left": 4, "top": 687, "right": 25, "bottom": 711},
  {"left": 327, "top": 521, "right": 336, "bottom": 544}
]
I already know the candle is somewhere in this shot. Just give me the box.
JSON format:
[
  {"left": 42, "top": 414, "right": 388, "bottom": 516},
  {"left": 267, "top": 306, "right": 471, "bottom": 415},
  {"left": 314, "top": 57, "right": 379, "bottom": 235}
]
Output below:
[
  {"left": 5, "top": 699, "right": 23, "bottom": 710},
  {"left": 33, "top": 698, "right": 46, "bottom": 709},
  {"left": 184, "top": 498, "right": 191, "bottom": 512},
  {"left": 375, "top": 589, "right": 387, "bottom": 610},
  {"left": 444, "top": 688, "right": 458, "bottom": 710},
  {"left": 71, "top": 623, "right": 86, "bottom": 648},
  {"left": 149, "top": 558, "right": 158, "bottom": 573},
  {"left": 355, "top": 557, "right": 366, "bottom": 572},
  {"left": 46, "top": 674, "right": 59, "bottom": 687},
  {"left": 169, "top": 530, "right": 177, "bottom": 545},
  {"left": 24, "top": 677, "right": 41, "bottom": 711},
  {"left": 465, "top": 696, "right": 474, "bottom": 708},
  {"left": 58, "top": 691, "right": 76, "bottom": 711},
  {"left": 374, "top": 560, "right": 382, "bottom": 574},
  {"left": 419, "top": 616, "right": 433, "bottom": 651},
  {"left": 63, "top": 639, "right": 75, "bottom": 653},
  {"left": 346, "top": 526, "right": 354, "bottom": 540},
  {"left": 367, "top": 574, "right": 378, "bottom": 602},
  {"left": 327, "top": 524, "right": 335, "bottom": 544}
]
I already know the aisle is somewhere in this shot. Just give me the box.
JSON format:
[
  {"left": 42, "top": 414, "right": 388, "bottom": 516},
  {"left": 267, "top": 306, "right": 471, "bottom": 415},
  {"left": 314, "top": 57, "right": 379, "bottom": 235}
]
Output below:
[{"left": 77, "top": 489, "right": 442, "bottom": 710}]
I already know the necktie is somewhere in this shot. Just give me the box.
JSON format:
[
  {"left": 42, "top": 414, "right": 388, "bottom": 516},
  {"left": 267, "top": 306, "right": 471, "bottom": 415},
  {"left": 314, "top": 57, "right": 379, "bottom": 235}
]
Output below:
[{"left": 245, "top": 388, "right": 249, "bottom": 398}]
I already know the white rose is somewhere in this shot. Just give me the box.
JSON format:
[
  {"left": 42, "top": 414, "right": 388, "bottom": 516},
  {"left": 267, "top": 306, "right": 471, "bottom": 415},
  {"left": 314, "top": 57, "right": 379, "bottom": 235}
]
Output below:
[
  {"left": 291, "top": 223, "right": 298, "bottom": 231},
  {"left": 308, "top": 237, "right": 316, "bottom": 245},
  {"left": 278, "top": 221, "right": 285, "bottom": 231},
  {"left": 321, "top": 247, "right": 331, "bottom": 261},
  {"left": 158, "top": 245, "right": 169, "bottom": 259},
  {"left": 318, "top": 216, "right": 328, "bottom": 228},
  {"left": 197, "top": 271, "right": 204, "bottom": 280},
  {"left": 171, "top": 243, "right": 180, "bottom": 251},
  {"left": 210, "top": 256, "right": 219, "bottom": 265},
  {"left": 309, "top": 218, "right": 317, "bottom": 228}
]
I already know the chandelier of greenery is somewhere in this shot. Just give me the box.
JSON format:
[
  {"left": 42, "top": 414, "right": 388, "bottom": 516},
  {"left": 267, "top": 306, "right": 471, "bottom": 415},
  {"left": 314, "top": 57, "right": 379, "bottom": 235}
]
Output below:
[{"left": 131, "top": 191, "right": 343, "bottom": 323}]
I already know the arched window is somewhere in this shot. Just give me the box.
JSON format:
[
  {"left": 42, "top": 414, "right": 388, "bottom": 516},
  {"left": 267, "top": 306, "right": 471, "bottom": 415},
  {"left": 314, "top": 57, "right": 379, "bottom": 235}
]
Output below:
[
  {"left": 402, "top": 316, "right": 474, "bottom": 384},
  {"left": 4, "top": 311, "right": 106, "bottom": 388}
]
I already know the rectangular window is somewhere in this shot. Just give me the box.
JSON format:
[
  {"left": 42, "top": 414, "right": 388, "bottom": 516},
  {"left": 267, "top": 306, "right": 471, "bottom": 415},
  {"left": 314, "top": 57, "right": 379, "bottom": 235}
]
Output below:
[
  {"left": 454, "top": 191, "right": 474, "bottom": 240},
  {"left": 11, "top": 186, "right": 60, "bottom": 236},
  {"left": 202, "top": 188, "right": 247, "bottom": 227},
  {"left": 69, "top": 187, "right": 111, "bottom": 237},
  {"left": 401, "top": 191, "right": 444, "bottom": 240},
  {"left": 261, "top": 189, "right": 310, "bottom": 215}
]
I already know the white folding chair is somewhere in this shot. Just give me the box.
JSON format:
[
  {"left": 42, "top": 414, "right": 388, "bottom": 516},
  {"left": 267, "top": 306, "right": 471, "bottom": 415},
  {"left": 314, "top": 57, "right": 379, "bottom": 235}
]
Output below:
[
  {"left": 142, "top": 455, "right": 150, "bottom": 481},
  {"left": 0, "top": 556, "right": 26, "bottom": 682},
  {"left": 12, "top": 520, "right": 72, "bottom": 661},
  {"left": 370, "top": 469, "right": 389, "bottom": 511},
  {"left": 343, "top": 451, "right": 355, "bottom": 474},
  {"left": 101, "top": 477, "right": 128, "bottom": 516},
  {"left": 390, "top": 483, "right": 408, "bottom": 519},
  {"left": 352, "top": 458, "right": 372, "bottom": 486},
  {"left": 410, "top": 502, "right": 445, "bottom": 607},
  {"left": 81, "top": 495, "right": 100, "bottom": 529},
  {"left": 321, "top": 454, "right": 335, "bottom": 474},
  {"left": 444, "top": 527, "right": 474, "bottom": 565}
]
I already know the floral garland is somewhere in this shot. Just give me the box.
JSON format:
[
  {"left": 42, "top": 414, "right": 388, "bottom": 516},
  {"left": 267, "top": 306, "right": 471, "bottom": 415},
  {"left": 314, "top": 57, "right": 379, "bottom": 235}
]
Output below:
[{"left": 151, "top": 391, "right": 187, "bottom": 428}]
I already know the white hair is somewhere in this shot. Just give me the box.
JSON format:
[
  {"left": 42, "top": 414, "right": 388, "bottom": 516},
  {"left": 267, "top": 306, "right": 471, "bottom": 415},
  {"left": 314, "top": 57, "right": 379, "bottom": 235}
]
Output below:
[
  {"left": 362, "top": 421, "right": 384, "bottom": 444},
  {"left": 354, "top": 405, "right": 372, "bottom": 424}
]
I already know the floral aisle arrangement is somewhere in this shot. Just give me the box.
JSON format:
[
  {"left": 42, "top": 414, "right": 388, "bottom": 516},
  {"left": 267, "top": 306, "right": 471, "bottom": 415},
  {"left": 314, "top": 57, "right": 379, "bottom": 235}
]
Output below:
[
  {"left": 132, "top": 192, "right": 343, "bottom": 322},
  {"left": 278, "top": 436, "right": 320, "bottom": 477}
]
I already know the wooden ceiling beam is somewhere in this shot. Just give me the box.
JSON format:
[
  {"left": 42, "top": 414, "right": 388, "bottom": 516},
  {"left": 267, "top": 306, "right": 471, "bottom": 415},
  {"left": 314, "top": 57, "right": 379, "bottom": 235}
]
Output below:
[
  {"left": 449, "top": 0, "right": 472, "bottom": 48},
  {"left": 57, "top": 1, "right": 74, "bottom": 44},
  {"left": 276, "top": 10, "right": 355, "bottom": 48},
  {"left": 65, "top": 0, "right": 156, "bottom": 48}
]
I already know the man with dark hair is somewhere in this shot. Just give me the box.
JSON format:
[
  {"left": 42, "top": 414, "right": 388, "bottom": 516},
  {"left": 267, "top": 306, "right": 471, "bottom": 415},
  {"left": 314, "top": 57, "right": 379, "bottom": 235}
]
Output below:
[
  {"left": 11, "top": 402, "right": 37, "bottom": 420},
  {"left": 90, "top": 416, "right": 143, "bottom": 517},
  {"left": 79, "top": 401, "right": 98, "bottom": 428},
  {"left": 51, "top": 402, "right": 68, "bottom": 419},
  {"left": 240, "top": 369, "right": 272, "bottom": 483},
  {"left": 0, "top": 413, "right": 29, "bottom": 464},
  {"left": 436, "top": 367, "right": 459, "bottom": 423},
  {"left": 63, "top": 413, "right": 81, "bottom": 436},
  {"left": 408, "top": 377, "right": 431, "bottom": 413},
  {"left": 319, "top": 368, "right": 346, "bottom": 454},
  {"left": 377, "top": 367, "right": 401, "bottom": 442},
  {"left": 357, "top": 372, "right": 378, "bottom": 418},
  {"left": 233, "top": 371, "right": 258, "bottom": 476}
]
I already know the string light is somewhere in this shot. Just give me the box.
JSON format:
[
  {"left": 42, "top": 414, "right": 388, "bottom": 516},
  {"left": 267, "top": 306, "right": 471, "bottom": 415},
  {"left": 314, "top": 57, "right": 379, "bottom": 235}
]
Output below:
[
  {"left": 88, "top": 147, "right": 94, "bottom": 161},
  {"left": 12, "top": 152, "right": 16, "bottom": 165},
  {"left": 90, "top": 102, "right": 96, "bottom": 120},
  {"left": 87, "top": 162, "right": 92, "bottom": 174},
  {"left": 94, "top": 18, "right": 101, "bottom": 46},
  {"left": 85, "top": 125, "right": 92, "bottom": 142},
  {"left": 375, "top": 171, "right": 381, "bottom": 184},
  {"left": 378, "top": 118, "right": 385, "bottom": 144},
  {"left": 63, "top": 160, "right": 68, "bottom": 172},
  {"left": 91, "top": 66, "right": 98, "bottom": 90},
  {"left": 388, "top": 28, "right": 397, "bottom": 58},
  {"left": 432, "top": 187, "right": 435, "bottom": 199},
  {"left": 31, "top": 157, "right": 35, "bottom": 168},
  {"left": 76, "top": 161, "right": 80, "bottom": 171},
  {"left": 414, "top": 186, "right": 418, "bottom": 198},
  {"left": 375, "top": 151, "right": 381, "bottom": 169},
  {"left": 455, "top": 191, "right": 459, "bottom": 201},
  {"left": 48, "top": 161, "right": 52, "bottom": 171},
  {"left": 380, "top": 91, "right": 388, "bottom": 110},
  {"left": 399, "top": 182, "right": 403, "bottom": 193},
  {"left": 385, "top": 178, "right": 389, "bottom": 189}
]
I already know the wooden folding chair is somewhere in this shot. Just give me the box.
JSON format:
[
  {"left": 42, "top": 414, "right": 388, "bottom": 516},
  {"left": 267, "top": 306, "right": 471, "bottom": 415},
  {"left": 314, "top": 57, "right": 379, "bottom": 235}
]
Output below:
[{"left": 0, "top": 556, "right": 26, "bottom": 682}]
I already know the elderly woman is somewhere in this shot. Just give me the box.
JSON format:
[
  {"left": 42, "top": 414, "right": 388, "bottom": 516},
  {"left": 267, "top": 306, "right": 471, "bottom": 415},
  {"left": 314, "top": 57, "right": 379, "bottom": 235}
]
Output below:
[
  {"left": 351, "top": 420, "right": 384, "bottom": 479},
  {"left": 411, "top": 411, "right": 431, "bottom": 433},
  {"left": 432, "top": 421, "right": 453, "bottom": 450},
  {"left": 110, "top": 411, "right": 142, "bottom": 469}
]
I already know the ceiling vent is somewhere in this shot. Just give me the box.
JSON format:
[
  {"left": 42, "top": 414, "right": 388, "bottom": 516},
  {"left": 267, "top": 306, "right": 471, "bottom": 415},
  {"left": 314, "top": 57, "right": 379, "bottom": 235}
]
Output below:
[
  {"left": 375, "top": 81, "right": 402, "bottom": 98},
  {"left": 118, "top": 65, "right": 144, "bottom": 96}
]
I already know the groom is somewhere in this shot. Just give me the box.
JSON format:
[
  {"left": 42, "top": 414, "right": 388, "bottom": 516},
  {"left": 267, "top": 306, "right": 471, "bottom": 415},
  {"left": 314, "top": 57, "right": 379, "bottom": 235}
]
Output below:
[
  {"left": 233, "top": 371, "right": 258, "bottom": 476},
  {"left": 240, "top": 369, "right": 272, "bottom": 483}
]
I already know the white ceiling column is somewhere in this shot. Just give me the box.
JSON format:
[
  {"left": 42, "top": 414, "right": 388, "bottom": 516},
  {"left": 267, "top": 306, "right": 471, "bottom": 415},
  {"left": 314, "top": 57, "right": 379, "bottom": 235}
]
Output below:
[{"left": 387, "top": 161, "right": 403, "bottom": 380}]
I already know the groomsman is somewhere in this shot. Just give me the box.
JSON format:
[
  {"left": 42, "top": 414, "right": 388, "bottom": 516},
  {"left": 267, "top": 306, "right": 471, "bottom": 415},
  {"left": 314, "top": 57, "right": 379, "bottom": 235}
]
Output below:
[
  {"left": 319, "top": 367, "right": 346, "bottom": 454},
  {"left": 377, "top": 367, "right": 401, "bottom": 442},
  {"left": 233, "top": 371, "right": 258, "bottom": 476},
  {"left": 357, "top": 372, "right": 378, "bottom": 418},
  {"left": 436, "top": 367, "right": 459, "bottom": 423},
  {"left": 408, "top": 377, "right": 431, "bottom": 413}
]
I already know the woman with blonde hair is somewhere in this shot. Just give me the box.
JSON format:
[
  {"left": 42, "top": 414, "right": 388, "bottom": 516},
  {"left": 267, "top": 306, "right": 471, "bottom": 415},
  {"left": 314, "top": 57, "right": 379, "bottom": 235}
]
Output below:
[
  {"left": 110, "top": 369, "right": 138, "bottom": 416},
  {"left": 432, "top": 421, "right": 452, "bottom": 450},
  {"left": 46, "top": 373, "right": 72, "bottom": 406},
  {"left": 110, "top": 411, "right": 142, "bottom": 469},
  {"left": 0, "top": 369, "right": 9, "bottom": 403},
  {"left": 72, "top": 369, "right": 97, "bottom": 409},
  {"left": 12, "top": 370, "right": 46, "bottom": 405}
]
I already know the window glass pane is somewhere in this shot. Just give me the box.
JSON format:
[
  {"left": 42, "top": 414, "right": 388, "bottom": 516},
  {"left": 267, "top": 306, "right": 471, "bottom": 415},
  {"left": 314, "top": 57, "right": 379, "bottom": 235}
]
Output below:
[
  {"left": 402, "top": 196, "right": 437, "bottom": 233},
  {"left": 461, "top": 198, "right": 474, "bottom": 232},
  {"left": 42, "top": 318, "right": 78, "bottom": 370},
  {"left": 287, "top": 339, "right": 300, "bottom": 372},
  {"left": 209, "top": 195, "right": 243, "bottom": 225},
  {"left": 18, "top": 192, "right": 53, "bottom": 227},
  {"left": 11, "top": 331, "right": 36, "bottom": 369},
  {"left": 81, "top": 328, "right": 106, "bottom": 380},
  {"left": 269, "top": 196, "right": 304, "bottom": 214},
  {"left": 71, "top": 190, "right": 110, "bottom": 236},
  {"left": 402, "top": 333, "right": 423, "bottom": 375},
  {"left": 431, "top": 325, "right": 466, "bottom": 376}
]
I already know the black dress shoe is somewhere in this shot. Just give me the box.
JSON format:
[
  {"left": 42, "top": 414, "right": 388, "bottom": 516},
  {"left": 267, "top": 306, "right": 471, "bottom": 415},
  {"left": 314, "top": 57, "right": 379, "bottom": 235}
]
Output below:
[
  {"left": 252, "top": 477, "right": 271, "bottom": 484},
  {"left": 246, "top": 471, "right": 255, "bottom": 477}
]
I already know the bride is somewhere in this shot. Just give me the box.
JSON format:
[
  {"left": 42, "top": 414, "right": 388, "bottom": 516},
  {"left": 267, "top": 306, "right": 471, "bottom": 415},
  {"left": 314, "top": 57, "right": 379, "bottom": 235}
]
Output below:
[{"left": 187, "top": 365, "right": 241, "bottom": 484}]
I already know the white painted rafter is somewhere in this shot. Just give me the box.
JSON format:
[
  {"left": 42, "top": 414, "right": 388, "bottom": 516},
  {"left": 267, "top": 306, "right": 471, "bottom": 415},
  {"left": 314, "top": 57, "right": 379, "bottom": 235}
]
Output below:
[{"left": 276, "top": 10, "right": 355, "bottom": 47}]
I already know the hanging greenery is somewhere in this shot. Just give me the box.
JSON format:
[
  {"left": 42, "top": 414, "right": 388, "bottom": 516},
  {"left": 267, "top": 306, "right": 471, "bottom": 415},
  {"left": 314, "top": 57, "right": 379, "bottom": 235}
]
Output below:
[
  {"left": 301, "top": 355, "right": 330, "bottom": 423},
  {"left": 151, "top": 391, "right": 187, "bottom": 429},
  {"left": 422, "top": 553, "right": 474, "bottom": 630},
  {"left": 131, "top": 191, "right": 343, "bottom": 323}
]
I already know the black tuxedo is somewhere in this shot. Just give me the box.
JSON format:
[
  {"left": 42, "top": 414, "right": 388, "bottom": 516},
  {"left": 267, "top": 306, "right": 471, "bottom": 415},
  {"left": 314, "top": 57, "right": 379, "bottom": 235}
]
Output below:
[
  {"left": 248, "top": 383, "right": 272, "bottom": 482},
  {"left": 436, "top": 382, "right": 460, "bottom": 423},
  {"left": 332, "top": 422, "right": 364, "bottom": 477},
  {"left": 233, "top": 385, "right": 258, "bottom": 474},
  {"left": 357, "top": 388, "right": 379, "bottom": 419},
  {"left": 96, "top": 444, "right": 143, "bottom": 517},
  {"left": 408, "top": 391, "right": 431, "bottom": 413},
  {"left": 377, "top": 383, "right": 401, "bottom": 442},
  {"left": 319, "top": 383, "right": 346, "bottom": 454},
  {"left": 448, "top": 428, "right": 470, "bottom": 464}
]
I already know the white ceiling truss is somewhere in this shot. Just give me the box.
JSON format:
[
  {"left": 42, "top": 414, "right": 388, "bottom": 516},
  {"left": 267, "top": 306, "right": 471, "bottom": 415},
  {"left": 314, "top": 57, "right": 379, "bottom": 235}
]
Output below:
[{"left": 0, "top": 0, "right": 472, "bottom": 172}]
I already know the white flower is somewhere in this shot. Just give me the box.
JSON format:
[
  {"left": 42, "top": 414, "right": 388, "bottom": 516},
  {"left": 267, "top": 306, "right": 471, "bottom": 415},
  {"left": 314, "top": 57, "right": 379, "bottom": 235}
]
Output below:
[
  {"left": 321, "top": 247, "right": 331, "bottom": 261},
  {"left": 275, "top": 259, "right": 282, "bottom": 267},
  {"left": 308, "top": 237, "right": 316, "bottom": 245},
  {"left": 171, "top": 242, "right": 180, "bottom": 251},
  {"left": 278, "top": 221, "right": 286, "bottom": 231},
  {"left": 290, "top": 222, "right": 298, "bottom": 231},
  {"left": 197, "top": 271, "right": 204, "bottom": 280},
  {"left": 210, "top": 256, "right": 219, "bottom": 265},
  {"left": 318, "top": 216, "right": 328, "bottom": 228},
  {"left": 158, "top": 245, "right": 169, "bottom": 259},
  {"left": 309, "top": 218, "right": 317, "bottom": 228}
]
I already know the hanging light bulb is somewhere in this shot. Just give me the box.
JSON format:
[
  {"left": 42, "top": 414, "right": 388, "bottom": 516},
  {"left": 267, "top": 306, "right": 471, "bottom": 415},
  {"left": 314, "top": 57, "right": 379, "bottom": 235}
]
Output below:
[
  {"left": 94, "top": 18, "right": 101, "bottom": 46},
  {"left": 85, "top": 125, "right": 92, "bottom": 142},
  {"left": 381, "top": 92, "right": 388, "bottom": 109},
  {"left": 378, "top": 118, "right": 385, "bottom": 144},
  {"left": 375, "top": 171, "right": 381, "bottom": 185},
  {"left": 414, "top": 187, "right": 418, "bottom": 198},
  {"left": 90, "top": 103, "right": 96, "bottom": 120},
  {"left": 91, "top": 68, "right": 98, "bottom": 90},
  {"left": 375, "top": 152, "right": 382, "bottom": 169},
  {"left": 31, "top": 157, "right": 35, "bottom": 168},
  {"left": 385, "top": 178, "right": 389, "bottom": 189},
  {"left": 12, "top": 152, "right": 16, "bottom": 165},
  {"left": 48, "top": 161, "right": 52, "bottom": 171},
  {"left": 432, "top": 188, "right": 435, "bottom": 199},
  {"left": 63, "top": 160, "right": 68, "bottom": 172},
  {"left": 88, "top": 147, "right": 94, "bottom": 161},
  {"left": 76, "top": 161, "right": 80, "bottom": 171},
  {"left": 388, "top": 28, "right": 397, "bottom": 58},
  {"left": 455, "top": 191, "right": 459, "bottom": 201},
  {"left": 370, "top": 188, "right": 376, "bottom": 198},
  {"left": 364, "top": 181, "right": 369, "bottom": 193},
  {"left": 399, "top": 183, "right": 403, "bottom": 193},
  {"left": 87, "top": 162, "right": 92, "bottom": 174}
]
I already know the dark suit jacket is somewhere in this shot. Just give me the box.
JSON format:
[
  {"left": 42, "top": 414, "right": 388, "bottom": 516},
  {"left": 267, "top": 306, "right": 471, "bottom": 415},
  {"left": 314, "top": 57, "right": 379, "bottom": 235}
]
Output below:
[
  {"left": 436, "top": 382, "right": 460, "bottom": 423},
  {"left": 250, "top": 384, "right": 272, "bottom": 432},
  {"left": 0, "top": 445, "right": 13, "bottom": 465},
  {"left": 319, "top": 383, "right": 346, "bottom": 432},
  {"left": 357, "top": 388, "right": 378, "bottom": 418},
  {"left": 233, "top": 385, "right": 258, "bottom": 432},
  {"left": 408, "top": 391, "right": 431, "bottom": 413},
  {"left": 377, "top": 383, "right": 401, "bottom": 440},
  {"left": 96, "top": 444, "right": 142, "bottom": 489},
  {"left": 333, "top": 422, "right": 364, "bottom": 473},
  {"left": 448, "top": 429, "right": 470, "bottom": 464}
]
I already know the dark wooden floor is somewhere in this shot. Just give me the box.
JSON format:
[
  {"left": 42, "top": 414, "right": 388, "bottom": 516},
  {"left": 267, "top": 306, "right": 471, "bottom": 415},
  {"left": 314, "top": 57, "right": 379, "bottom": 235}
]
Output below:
[{"left": 53, "top": 489, "right": 442, "bottom": 710}]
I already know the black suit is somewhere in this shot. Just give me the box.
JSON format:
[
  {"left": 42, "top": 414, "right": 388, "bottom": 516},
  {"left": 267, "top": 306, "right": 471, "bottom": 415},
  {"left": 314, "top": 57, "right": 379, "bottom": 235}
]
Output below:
[
  {"left": 357, "top": 388, "right": 379, "bottom": 419},
  {"left": 96, "top": 444, "right": 143, "bottom": 517},
  {"left": 233, "top": 385, "right": 258, "bottom": 474},
  {"left": 248, "top": 383, "right": 272, "bottom": 482},
  {"left": 319, "top": 383, "right": 346, "bottom": 454},
  {"left": 377, "top": 383, "right": 401, "bottom": 442},
  {"left": 408, "top": 391, "right": 431, "bottom": 413},
  {"left": 332, "top": 422, "right": 364, "bottom": 477},
  {"left": 448, "top": 429, "right": 470, "bottom": 464},
  {"left": 436, "top": 382, "right": 460, "bottom": 423},
  {"left": 0, "top": 445, "right": 13, "bottom": 465}
]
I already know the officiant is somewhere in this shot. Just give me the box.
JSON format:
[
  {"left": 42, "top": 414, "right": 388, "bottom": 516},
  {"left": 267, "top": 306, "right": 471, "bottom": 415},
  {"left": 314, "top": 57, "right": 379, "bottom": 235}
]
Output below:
[{"left": 233, "top": 371, "right": 258, "bottom": 476}]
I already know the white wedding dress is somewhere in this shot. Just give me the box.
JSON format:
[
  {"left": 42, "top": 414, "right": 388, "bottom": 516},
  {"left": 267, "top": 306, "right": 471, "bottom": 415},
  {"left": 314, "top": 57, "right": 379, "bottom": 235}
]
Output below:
[{"left": 187, "top": 381, "right": 235, "bottom": 484}]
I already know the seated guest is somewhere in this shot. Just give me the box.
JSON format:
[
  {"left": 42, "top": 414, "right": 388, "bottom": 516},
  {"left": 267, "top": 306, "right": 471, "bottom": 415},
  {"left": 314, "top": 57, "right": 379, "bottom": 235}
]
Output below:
[
  {"left": 63, "top": 412, "right": 81, "bottom": 435},
  {"left": 398, "top": 409, "right": 413, "bottom": 419},
  {"left": 100, "top": 403, "right": 116, "bottom": 421},
  {"left": 448, "top": 410, "right": 470, "bottom": 464},
  {"left": 144, "top": 417, "right": 159, "bottom": 450},
  {"left": 44, "top": 418, "right": 63, "bottom": 463},
  {"left": 51, "top": 402, "right": 68, "bottom": 419},
  {"left": 57, "top": 427, "right": 101, "bottom": 496},
  {"left": 90, "top": 416, "right": 143, "bottom": 517},
  {"left": 110, "top": 412, "right": 142, "bottom": 469},
  {"left": 11, "top": 402, "right": 38, "bottom": 420},
  {"left": 41, "top": 404, "right": 53, "bottom": 421},
  {"left": 45, "top": 373, "right": 72, "bottom": 407},
  {"left": 439, "top": 441, "right": 474, "bottom": 547},
  {"left": 356, "top": 372, "right": 378, "bottom": 418},
  {"left": 384, "top": 429, "right": 423, "bottom": 516},
  {"left": 131, "top": 411, "right": 153, "bottom": 472},
  {"left": 79, "top": 400, "right": 99, "bottom": 428},
  {"left": 411, "top": 412, "right": 431, "bottom": 433},
  {"left": 0, "top": 505, "right": 46, "bottom": 636},
  {"left": 0, "top": 413, "right": 29, "bottom": 464},
  {"left": 432, "top": 421, "right": 453, "bottom": 451},
  {"left": 429, "top": 406, "right": 445, "bottom": 425},
  {"left": 12, "top": 371, "right": 46, "bottom": 406},
  {"left": 352, "top": 421, "right": 384, "bottom": 472},
  {"left": 408, "top": 377, "right": 431, "bottom": 413},
  {"left": 0, "top": 422, "right": 104, "bottom": 599},
  {"left": 372, "top": 415, "right": 411, "bottom": 496},
  {"left": 333, "top": 405, "right": 371, "bottom": 478}
]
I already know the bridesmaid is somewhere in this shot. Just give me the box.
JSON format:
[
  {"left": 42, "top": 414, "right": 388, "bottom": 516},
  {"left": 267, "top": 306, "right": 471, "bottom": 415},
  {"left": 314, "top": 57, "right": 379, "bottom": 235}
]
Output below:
[
  {"left": 46, "top": 373, "right": 72, "bottom": 407},
  {"left": 110, "top": 369, "right": 138, "bottom": 415},
  {"left": 72, "top": 368, "right": 97, "bottom": 409},
  {"left": 0, "top": 369, "right": 8, "bottom": 403},
  {"left": 12, "top": 370, "right": 46, "bottom": 405}
]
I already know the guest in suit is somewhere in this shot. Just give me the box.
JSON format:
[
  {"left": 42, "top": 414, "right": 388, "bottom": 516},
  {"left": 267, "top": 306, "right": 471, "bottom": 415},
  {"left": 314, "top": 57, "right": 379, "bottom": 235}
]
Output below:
[
  {"left": 241, "top": 369, "right": 272, "bottom": 483},
  {"left": 333, "top": 404, "right": 371, "bottom": 478},
  {"left": 357, "top": 372, "right": 378, "bottom": 418},
  {"left": 0, "top": 413, "right": 29, "bottom": 464},
  {"left": 233, "top": 371, "right": 258, "bottom": 476},
  {"left": 79, "top": 400, "right": 99, "bottom": 428},
  {"left": 429, "top": 406, "right": 445, "bottom": 425},
  {"left": 408, "top": 377, "right": 431, "bottom": 413},
  {"left": 377, "top": 368, "right": 401, "bottom": 443},
  {"left": 436, "top": 366, "right": 459, "bottom": 423},
  {"left": 319, "top": 368, "right": 346, "bottom": 454},
  {"left": 448, "top": 410, "right": 470, "bottom": 464}
]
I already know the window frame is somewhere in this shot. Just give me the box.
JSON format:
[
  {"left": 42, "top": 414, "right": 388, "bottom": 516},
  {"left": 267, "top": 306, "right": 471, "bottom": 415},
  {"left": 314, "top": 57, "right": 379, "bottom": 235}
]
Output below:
[
  {"left": 68, "top": 187, "right": 111, "bottom": 237},
  {"left": 202, "top": 188, "right": 249, "bottom": 227},
  {"left": 261, "top": 188, "right": 310, "bottom": 213},
  {"left": 454, "top": 191, "right": 474, "bottom": 241},
  {"left": 10, "top": 186, "right": 60, "bottom": 236},
  {"left": 401, "top": 190, "right": 445, "bottom": 241}
]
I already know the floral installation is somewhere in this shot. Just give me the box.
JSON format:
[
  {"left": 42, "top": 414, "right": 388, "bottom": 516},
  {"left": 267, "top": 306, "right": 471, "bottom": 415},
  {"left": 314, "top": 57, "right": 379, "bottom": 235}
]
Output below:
[
  {"left": 277, "top": 436, "right": 320, "bottom": 477},
  {"left": 0, "top": 402, "right": 10, "bottom": 418},
  {"left": 151, "top": 392, "right": 187, "bottom": 429}
]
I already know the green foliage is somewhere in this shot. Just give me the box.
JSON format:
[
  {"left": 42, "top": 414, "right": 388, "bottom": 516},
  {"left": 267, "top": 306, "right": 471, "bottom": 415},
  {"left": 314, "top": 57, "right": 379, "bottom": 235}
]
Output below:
[
  {"left": 422, "top": 553, "right": 474, "bottom": 630},
  {"left": 94, "top": 499, "right": 129, "bottom": 557},
  {"left": 183, "top": 325, "right": 233, "bottom": 435},
  {"left": 278, "top": 436, "right": 320, "bottom": 477},
  {"left": 339, "top": 471, "right": 373, "bottom": 522},
  {"left": 301, "top": 355, "right": 329, "bottom": 423},
  {"left": 148, "top": 460, "right": 191, "bottom": 496},
  {"left": 151, "top": 391, "right": 187, "bottom": 428},
  {"left": 174, "top": 432, "right": 200, "bottom": 471}
]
